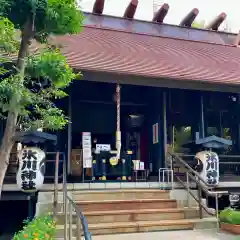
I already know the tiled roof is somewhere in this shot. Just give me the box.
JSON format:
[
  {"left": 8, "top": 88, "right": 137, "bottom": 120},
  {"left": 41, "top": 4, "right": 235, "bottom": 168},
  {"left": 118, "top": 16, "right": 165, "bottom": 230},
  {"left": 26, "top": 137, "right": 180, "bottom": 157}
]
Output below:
[
  {"left": 83, "top": 12, "right": 236, "bottom": 46},
  {"left": 53, "top": 26, "right": 240, "bottom": 85}
]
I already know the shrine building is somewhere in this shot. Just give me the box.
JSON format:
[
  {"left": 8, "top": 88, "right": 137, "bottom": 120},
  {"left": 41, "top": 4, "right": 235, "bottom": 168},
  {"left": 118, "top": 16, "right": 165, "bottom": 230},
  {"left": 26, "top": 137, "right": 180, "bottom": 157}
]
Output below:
[{"left": 4, "top": 0, "right": 240, "bottom": 184}]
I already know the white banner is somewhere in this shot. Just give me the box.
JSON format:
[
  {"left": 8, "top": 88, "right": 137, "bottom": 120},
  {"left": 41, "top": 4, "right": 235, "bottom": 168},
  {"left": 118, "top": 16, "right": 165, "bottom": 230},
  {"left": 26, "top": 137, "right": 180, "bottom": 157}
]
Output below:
[
  {"left": 96, "top": 144, "right": 111, "bottom": 152},
  {"left": 82, "top": 132, "right": 92, "bottom": 168}
]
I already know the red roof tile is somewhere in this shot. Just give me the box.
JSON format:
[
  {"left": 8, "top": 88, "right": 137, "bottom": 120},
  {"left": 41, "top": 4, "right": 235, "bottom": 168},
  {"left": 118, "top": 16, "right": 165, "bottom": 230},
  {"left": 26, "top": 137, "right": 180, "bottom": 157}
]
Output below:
[{"left": 54, "top": 26, "right": 240, "bottom": 85}]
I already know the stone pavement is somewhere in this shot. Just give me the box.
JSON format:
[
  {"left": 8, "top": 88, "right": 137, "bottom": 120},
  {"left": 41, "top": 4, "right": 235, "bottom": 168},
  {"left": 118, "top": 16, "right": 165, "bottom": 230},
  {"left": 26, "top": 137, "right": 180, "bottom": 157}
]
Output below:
[{"left": 93, "top": 230, "right": 238, "bottom": 240}]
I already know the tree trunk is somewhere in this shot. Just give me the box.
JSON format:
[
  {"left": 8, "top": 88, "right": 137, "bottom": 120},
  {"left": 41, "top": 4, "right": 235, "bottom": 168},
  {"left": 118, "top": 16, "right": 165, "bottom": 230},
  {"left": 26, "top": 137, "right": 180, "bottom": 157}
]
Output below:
[
  {"left": 0, "top": 112, "right": 18, "bottom": 196},
  {"left": 0, "top": 20, "right": 33, "bottom": 197}
]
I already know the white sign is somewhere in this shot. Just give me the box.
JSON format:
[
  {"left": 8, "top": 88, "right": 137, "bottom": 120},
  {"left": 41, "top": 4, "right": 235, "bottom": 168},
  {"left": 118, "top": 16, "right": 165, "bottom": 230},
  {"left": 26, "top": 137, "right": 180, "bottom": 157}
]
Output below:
[
  {"left": 82, "top": 132, "right": 92, "bottom": 168},
  {"left": 132, "top": 160, "right": 140, "bottom": 170},
  {"left": 83, "top": 158, "right": 92, "bottom": 168},
  {"left": 96, "top": 144, "right": 111, "bottom": 152},
  {"left": 16, "top": 147, "right": 46, "bottom": 192},
  {"left": 83, "top": 148, "right": 92, "bottom": 158},
  {"left": 140, "top": 162, "right": 145, "bottom": 170}
]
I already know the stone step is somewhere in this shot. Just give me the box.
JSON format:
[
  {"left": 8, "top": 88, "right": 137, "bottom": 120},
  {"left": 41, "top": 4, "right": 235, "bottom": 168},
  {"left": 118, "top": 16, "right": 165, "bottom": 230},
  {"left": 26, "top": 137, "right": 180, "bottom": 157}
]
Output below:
[
  {"left": 56, "top": 218, "right": 217, "bottom": 236},
  {"left": 56, "top": 219, "right": 197, "bottom": 236},
  {"left": 77, "top": 199, "right": 177, "bottom": 211},
  {"left": 56, "top": 208, "right": 198, "bottom": 224},
  {"left": 73, "top": 189, "right": 170, "bottom": 201}
]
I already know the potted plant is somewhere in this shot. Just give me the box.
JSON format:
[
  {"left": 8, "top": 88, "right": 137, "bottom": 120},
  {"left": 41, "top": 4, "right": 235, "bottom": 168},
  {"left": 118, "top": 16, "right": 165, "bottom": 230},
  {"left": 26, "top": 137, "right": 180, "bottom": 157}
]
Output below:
[
  {"left": 13, "top": 214, "right": 56, "bottom": 239},
  {"left": 220, "top": 207, "right": 240, "bottom": 234}
]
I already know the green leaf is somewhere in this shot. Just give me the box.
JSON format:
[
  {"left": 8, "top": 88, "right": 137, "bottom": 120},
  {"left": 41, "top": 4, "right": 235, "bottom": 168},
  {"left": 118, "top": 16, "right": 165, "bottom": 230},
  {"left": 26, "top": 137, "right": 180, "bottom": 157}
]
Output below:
[
  {"left": 26, "top": 48, "right": 80, "bottom": 89},
  {"left": 220, "top": 208, "right": 240, "bottom": 225},
  {"left": 43, "top": 0, "right": 84, "bottom": 35},
  {"left": 13, "top": 214, "right": 56, "bottom": 240},
  {"left": 0, "top": 17, "right": 19, "bottom": 54},
  {"left": 2, "top": 0, "right": 84, "bottom": 36},
  {"left": 0, "top": 0, "right": 83, "bottom": 150}
]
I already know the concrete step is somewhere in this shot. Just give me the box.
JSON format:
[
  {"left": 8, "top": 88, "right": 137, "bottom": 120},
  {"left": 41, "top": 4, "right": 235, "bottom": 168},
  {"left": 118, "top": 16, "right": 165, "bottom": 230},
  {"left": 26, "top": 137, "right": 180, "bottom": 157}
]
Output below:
[
  {"left": 56, "top": 218, "right": 217, "bottom": 236},
  {"left": 56, "top": 208, "right": 198, "bottom": 224},
  {"left": 56, "top": 219, "right": 202, "bottom": 236},
  {"left": 77, "top": 199, "right": 177, "bottom": 211},
  {"left": 73, "top": 189, "right": 170, "bottom": 201}
]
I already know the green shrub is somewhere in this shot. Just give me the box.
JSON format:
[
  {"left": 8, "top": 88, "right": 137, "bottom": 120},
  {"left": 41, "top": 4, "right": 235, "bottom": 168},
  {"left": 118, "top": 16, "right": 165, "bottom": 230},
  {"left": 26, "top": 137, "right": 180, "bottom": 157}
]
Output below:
[
  {"left": 13, "top": 214, "right": 56, "bottom": 240},
  {"left": 220, "top": 208, "right": 240, "bottom": 225}
]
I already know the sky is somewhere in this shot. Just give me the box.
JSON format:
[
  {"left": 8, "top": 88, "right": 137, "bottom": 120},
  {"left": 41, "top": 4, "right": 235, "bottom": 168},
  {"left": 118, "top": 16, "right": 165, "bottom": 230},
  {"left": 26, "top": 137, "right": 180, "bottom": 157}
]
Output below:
[{"left": 79, "top": 0, "right": 240, "bottom": 33}]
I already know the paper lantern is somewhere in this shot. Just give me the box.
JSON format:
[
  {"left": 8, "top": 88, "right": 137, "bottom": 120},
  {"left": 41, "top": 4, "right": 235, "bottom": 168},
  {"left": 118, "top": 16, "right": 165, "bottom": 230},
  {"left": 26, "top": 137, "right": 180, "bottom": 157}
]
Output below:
[
  {"left": 16, "top": 147, "right": 46, "bottom": 192},
  {"left": 194, "top": 151, "right": 219, "bottom": 186}
]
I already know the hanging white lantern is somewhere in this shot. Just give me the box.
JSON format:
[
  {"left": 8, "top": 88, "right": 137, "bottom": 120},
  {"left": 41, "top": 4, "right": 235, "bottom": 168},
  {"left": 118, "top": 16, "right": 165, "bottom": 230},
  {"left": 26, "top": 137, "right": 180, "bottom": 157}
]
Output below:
[
  {"left": 194, "top": 151, "right": 219, "bottom": 186},
  {"left": 16, "top": 147, "right": 46, "bottom": 192}
]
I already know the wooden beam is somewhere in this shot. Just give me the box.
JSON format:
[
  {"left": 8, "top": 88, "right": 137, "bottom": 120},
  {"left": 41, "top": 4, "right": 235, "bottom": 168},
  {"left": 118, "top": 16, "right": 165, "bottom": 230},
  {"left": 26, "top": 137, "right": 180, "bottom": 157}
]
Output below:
[
  {"left": 152, "top": 3, "right": 169, "bottom": 23},
  {"left": 205, "top": 12, "right": 227, "bottom": 31},
  {"left": 123, "top": 0, "right": 138, "bottom": 19},
  {"left": 180, "top": 8, "right": 199, "bottom": 27},
  {"left": 92, "top": 0, "right": 105, "bottom": 15}
]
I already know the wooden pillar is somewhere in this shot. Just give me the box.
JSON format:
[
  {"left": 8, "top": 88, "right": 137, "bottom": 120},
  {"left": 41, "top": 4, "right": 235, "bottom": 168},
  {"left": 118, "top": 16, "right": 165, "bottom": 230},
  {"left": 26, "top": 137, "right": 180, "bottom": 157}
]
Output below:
[
  {"left": 123, "top": 0, "right": 138, "bottom": 19},
  {"left": 205, "top": 12, "right": 227, "bottom": 31},
  {"left": 199, "top": 93, "right": 206, "bottom": 138},
  {"left": 168, "top": 125, "right": 174, "bottom": 146},
  {"left": 179, "top": 8, "right": 199, "bottom": 27},
  {"left": 232, "top": 95, "right": 240, "bottom": 153},
  {"left": 219, "top": 111, "right": 223, "bottom": 138},
  {"left": 152, "top": 3, "right": 169, "bottom": 23},
  {"left": 147, "top": 88, "right": 161, "bottom": 174},
  {"left": 162, "top": 92, "right": 167, "bottom": 164},
  {"left": 189, "top": 91, "right": 199, "bottom": 142},
  {"left": 92, "top": 0, "right": 105, "bottom": 14}
]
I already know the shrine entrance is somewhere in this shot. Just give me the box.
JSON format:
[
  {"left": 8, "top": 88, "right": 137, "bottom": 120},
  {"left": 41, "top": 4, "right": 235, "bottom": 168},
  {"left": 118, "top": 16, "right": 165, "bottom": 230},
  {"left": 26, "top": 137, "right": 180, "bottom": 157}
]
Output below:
[{"left": 60, "top": 80, "right": 166, "bottom": 182}]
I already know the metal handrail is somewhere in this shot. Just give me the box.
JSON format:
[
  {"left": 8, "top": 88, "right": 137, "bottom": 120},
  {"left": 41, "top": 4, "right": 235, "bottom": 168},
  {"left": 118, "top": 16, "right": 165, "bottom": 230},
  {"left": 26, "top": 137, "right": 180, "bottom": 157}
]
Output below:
[
  {"left": 168, "top": 153, "right": 240, "bottom": 179},
  {"left": 168, "top": 151, "right": 229, "bottom": 196},
  {"left": 53, "top": 151, "right": 92, "bottom": 240},
  {"left": 67, "top": 196, "right": 92, "bottom": 240},
  {"left": 177, "top": 153, "right": 240, "bottom": 158},
  {"left": 167, "top": 152, "right": 228, "bottom": 231},
  {"left": 62, "top": 152, "right": 92, "bottom": 240},
  {"left": 158, "top": 168, "right": 174, "bottom": 190},
  {"left": 168, "top": 151, "right": 220, "bottom": 189}
]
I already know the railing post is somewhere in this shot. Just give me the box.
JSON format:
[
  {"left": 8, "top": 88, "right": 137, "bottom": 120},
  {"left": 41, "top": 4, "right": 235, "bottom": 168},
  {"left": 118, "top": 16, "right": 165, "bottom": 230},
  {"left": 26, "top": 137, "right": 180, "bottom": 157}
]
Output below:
[
  {"left": 197, "top": 184, "right": 203, "bottom": 219},
  {"left": 186, "top": 172, "right": 190, "bottom": 208},
  {"left": 158, "top": 168, "right": 161, "bottom": 184},
  {"left": 170, "top": 169, "right": 174, "bottom": 190},
  {"left": 170, "top": 155, "right": 173, "bottom": 170},
  {"left": 53, "top": 151, "right": 59, "bottom": 219},
  {"left": 69, "top": 202, "right": 73, "bottom": 240},
  {"left": 63, "top": 155, "right": 68, "bottom": 240},
  {"left": 63, "top": 154, "right": 67, "bottom": 212},
  {"left": 76, "top": 216, "right": 81, "bottom": 240},
  {"left": 215, "top": 194, "right": 220, "bottom": 231},
  {"left": 64, "top": 198, "right": 68, "bottom": 240}
]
